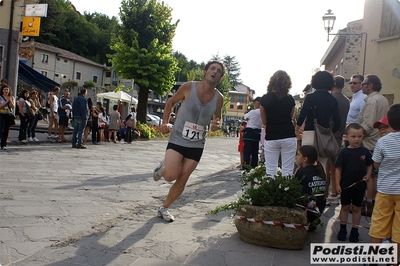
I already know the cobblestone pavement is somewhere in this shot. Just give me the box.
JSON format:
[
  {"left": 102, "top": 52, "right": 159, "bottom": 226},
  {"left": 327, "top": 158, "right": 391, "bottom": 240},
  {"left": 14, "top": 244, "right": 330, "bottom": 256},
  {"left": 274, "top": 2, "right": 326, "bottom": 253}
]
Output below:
[{"left": 0, "top": 125, "right": 372, "bottom": 266}]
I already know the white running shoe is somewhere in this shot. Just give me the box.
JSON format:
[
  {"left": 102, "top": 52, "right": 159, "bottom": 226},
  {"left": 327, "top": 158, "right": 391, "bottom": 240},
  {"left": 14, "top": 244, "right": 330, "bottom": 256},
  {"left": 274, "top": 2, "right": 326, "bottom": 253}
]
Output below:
[
  {"left": 330, "top": 199, "right": 340, "bottom": 205},
  {"left": 33, "top": 137, "right": 40, "bottom": 142},
  {"left": 157, "top": 206, "right": 174, "bottom": 222},
  {"left": 328, "top": 194, "right": 340, "bottom": 200},
  {"left": 28, "top": 137, "right": 33, "bottom": 142},
  {"left": 153, "top": 160, "right": 164, "bottom": 181},
  {"left": 326, "top": 199, "right": 331, "bottom": 206},
  {"left": 21, "top": 139, "right": 28, "bottom": 143}
]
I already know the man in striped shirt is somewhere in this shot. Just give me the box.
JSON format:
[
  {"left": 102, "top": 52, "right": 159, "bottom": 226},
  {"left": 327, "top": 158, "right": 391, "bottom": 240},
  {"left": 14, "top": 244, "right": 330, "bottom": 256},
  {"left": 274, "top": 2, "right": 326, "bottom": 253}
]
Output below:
[{"left": 369, "top": 103, "right": 400, "bottom": 263}]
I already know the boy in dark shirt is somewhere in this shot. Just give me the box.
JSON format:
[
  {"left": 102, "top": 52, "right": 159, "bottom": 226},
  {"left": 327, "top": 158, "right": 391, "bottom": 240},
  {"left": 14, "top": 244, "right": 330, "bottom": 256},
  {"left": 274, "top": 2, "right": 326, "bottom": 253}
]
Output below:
[{"left": 335, "top": 123, "right": 373, "bottom": 242}]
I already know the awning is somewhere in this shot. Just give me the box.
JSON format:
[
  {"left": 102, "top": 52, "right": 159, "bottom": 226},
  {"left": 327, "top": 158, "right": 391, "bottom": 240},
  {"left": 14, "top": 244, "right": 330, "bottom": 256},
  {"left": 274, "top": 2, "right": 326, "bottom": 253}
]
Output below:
[{"left": 18, "top": 61, "right": 59, "bottom": 92}]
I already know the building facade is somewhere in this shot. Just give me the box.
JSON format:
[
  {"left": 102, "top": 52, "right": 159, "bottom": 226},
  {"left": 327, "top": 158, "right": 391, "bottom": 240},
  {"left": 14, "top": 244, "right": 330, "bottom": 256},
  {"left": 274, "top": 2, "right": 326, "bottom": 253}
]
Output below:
[
  {"left": 225, "top": 84, "right": 255, "bottom": 123},
  {"left": 20, "top": 42, "right": 111, "bottom": 87},
  {"left": 321, "top": 0, "right": 400, "bottom": 104}
]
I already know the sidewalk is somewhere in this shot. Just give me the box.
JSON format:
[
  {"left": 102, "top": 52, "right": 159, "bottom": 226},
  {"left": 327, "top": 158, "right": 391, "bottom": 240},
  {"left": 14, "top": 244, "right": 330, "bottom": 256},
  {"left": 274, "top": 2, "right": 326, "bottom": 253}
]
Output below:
[
  {"left": 7, "top": 118, "right": 80, "bottom": 145},
  {"left": 0, "top": 134, "right": 371, "bottom": 266}
]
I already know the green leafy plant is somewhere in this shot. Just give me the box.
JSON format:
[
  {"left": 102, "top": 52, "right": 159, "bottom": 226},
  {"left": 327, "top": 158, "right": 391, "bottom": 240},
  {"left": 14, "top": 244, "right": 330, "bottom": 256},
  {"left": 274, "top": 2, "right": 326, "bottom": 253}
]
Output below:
[
  {"left": 135, "top": 122, "right": 170, "bottom": 139},
  {"left": 207, "top": 129, "right": 225, "bottom": 138},
  {"left": 209, "top": 164, "right": 307, "bottom": 215},
  {"left": 83, "top": 80, "right": 97, "bottom": 88}
]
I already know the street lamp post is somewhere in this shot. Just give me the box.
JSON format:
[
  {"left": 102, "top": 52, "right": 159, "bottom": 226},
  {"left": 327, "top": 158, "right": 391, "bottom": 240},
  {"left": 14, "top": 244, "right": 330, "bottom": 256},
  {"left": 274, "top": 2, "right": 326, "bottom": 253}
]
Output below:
[{"left": 322, "top": 9, "right": 336, "bottom": 42}]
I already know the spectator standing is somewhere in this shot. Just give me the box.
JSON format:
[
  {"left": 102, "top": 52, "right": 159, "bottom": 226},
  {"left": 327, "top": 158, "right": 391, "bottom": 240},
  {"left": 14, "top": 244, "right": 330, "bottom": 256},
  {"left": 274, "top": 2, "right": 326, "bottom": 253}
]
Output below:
[
  {"left": 243, "top": 97, "right": 263, "bottom": 169},
  {"left": 296, "top": 84, "right": 314, "bottom": 150},
  {"left": 47, "top": 86, "right": 60, "bottom": 142},
  {"left": 124, "top": 106, "right": 137, "bottom": 143},
  {"left": 108, "top": 105, "right": 121, "bottom": 143},
  {"left": 71, "top": 88, "right": 88, "bottom": 149},
  {"left": 0, "top": 85, "right": 15, "bottom": 150},
  {"left": 346, "top": 74, "right": 366, "bottom": 124},
  {"left": 27, "top": 90, "right": 41, "bottom": 142},
  {"left": 335, "top": 123, "right": 372, "bottom": 242},
  {"left": 369, "top": 104, "right": 400, "bottom": 262},
  {"left": 373, "top": 116, "right": 394, "bottom": 137},
  {"left": 295, "top": 71, "right": 341, "bottom": 174},
  {"left": 357, "top": 74, "right": 389, "bottom": 208},
  {"left": 83, "top": 98, "right": 93, "bottom": 146},
  {"left": 17, "top": 89, "right": 31, "bottom": 143},
  {"left": 326, "top": 75, "right": 350, "bottom": 205},
  {"left": 260, "top": 70, "right": 297, "bottom": 177},
  {"left": 237, "top": 121, "right": 247, "bottom": 169},
  {"left": 58, "top": 89, "right": 72, "bottom": 142},
  {"left": 98, "top": 107, "right": 107, "bottom": 144},
  {"left": 91, "top": 102, "right": 101, "bottom": 145}
]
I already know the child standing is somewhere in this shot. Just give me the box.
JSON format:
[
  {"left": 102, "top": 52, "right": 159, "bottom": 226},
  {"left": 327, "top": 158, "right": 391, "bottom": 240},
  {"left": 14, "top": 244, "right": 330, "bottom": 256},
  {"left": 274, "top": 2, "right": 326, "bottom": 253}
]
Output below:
[
  {"left": 373, "top": 116, "right": 395, "bottom": 137},
  {"left": 369, "top": 104, "right": 400, "bottom": 263},
  {"left": 295, "top": 145, "right": 326, "bottom": 231},
  {"left": 335, "top": 123, "right": 373, "bottom": 242},
  {"left": 237, "top": 121, "right": 247, "bottom": 170}
]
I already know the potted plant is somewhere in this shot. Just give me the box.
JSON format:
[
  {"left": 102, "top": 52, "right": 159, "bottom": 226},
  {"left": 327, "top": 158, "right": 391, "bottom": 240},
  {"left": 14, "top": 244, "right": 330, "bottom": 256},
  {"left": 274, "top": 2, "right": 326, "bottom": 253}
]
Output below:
[{"left": 210, "top": 164, "right": 318, "bottom": 250}]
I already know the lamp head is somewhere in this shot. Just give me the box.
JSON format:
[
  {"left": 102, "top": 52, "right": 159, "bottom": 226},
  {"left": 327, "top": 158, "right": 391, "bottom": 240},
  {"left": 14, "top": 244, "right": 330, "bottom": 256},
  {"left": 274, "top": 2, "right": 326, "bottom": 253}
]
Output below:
[{"left": 322, "top": 9, "right": 336, "bottom": 33}]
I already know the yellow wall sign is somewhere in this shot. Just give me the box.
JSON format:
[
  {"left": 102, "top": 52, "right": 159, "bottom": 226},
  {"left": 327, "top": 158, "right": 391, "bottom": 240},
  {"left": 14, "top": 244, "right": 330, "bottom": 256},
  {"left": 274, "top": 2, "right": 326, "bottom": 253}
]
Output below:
[{"left": 22, "top": 17, "right": 41, "bottom": 37}]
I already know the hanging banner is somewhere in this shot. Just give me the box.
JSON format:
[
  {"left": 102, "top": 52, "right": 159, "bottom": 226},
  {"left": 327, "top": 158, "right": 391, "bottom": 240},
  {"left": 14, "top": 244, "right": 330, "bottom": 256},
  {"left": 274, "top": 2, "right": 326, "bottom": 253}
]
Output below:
[
  {"left": 25, "top": 4, "right": 48, "bottom": 17},
  {"left": 22, "top": 17, "right": 41, "bottom": 37}
]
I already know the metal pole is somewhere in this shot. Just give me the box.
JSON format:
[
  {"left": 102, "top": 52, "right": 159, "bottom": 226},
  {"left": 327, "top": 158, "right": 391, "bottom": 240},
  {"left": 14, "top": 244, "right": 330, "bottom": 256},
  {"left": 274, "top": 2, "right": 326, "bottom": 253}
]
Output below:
[
  {"left": 5, "top": 0, "right": 15, "bottom": 81},
  {"left": 130, "top": 79, "right": 133, "bottom": 108}
]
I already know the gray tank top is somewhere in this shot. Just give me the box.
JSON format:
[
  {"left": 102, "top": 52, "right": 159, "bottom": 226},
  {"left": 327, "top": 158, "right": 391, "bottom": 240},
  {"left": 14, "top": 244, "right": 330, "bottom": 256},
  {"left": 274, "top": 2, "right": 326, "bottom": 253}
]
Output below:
[{"left": 168, "top": 82, "right": 219, "bottom": 148}]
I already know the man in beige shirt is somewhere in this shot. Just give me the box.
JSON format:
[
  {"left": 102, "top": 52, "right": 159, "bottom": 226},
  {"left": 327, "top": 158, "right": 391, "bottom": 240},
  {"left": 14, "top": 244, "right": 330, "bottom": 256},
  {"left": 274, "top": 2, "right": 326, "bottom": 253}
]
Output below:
[
  {"left": 357, "top": 74, "right": 389, "bottom": 209},
  {"left": 357, "top": 75, "right": 389, "bottom": 150}
]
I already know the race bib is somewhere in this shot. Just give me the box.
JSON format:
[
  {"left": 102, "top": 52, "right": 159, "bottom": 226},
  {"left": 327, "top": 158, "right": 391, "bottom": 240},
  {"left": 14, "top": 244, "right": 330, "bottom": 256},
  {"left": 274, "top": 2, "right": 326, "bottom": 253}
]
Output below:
[{"left": 182, "top": 121, "right": 204, "bottom": 141}]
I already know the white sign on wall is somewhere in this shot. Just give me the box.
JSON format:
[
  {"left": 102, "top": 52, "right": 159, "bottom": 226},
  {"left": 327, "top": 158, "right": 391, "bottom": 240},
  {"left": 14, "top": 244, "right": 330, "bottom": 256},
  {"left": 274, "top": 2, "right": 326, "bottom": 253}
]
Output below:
[{"left": 25, "top": 4, "right": 48, "bottom": 17}]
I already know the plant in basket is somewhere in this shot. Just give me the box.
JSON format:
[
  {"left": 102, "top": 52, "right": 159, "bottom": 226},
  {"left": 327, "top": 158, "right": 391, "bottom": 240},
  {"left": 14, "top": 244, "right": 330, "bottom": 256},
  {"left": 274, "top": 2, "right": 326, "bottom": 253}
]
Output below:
[{"left": 210, "top": 164, "right": 322, "bottom": 250}]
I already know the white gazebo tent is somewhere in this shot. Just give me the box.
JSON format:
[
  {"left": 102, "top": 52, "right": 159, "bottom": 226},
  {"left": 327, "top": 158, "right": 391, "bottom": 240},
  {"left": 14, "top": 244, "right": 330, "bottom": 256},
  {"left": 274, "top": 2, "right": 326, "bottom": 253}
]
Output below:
[
  {"left": 96, "top": 91, "right": 138, "bottom": 104},
  {"left": 97, "top": 91, "right": 138, "bottom": 117}
]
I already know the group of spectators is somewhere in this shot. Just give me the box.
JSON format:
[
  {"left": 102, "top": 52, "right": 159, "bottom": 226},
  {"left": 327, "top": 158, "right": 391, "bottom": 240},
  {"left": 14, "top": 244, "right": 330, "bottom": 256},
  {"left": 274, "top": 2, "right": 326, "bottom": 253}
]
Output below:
[
  {"left": 53, "top": 87, "right": 139, "bottom": 148},
  {"left": 221, "top": 124, "right": 240, "bottom": 137},
  {"left": 0, "top": 85, "right": 139, "bottom": 150},
  {"left": 240, "top": 70, "right": 399, "bottom": 248},
  {"left": 1, "top": 80, "right": 44, "bottom": 149}
]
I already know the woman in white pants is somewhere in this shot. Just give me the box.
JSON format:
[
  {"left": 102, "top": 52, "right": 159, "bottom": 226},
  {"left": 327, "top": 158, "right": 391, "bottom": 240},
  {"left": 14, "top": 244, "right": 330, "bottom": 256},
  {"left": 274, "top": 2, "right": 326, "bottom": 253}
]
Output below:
[{"left": 260, "top": 70, "right": 297, "bottom": 177}]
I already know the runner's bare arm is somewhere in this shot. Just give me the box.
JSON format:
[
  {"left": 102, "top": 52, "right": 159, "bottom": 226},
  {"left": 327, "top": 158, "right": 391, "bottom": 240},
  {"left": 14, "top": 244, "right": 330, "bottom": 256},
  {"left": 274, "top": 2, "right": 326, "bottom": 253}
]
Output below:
[
  {"left": 160, "top": 82, "right": 191, "bottom": 134},
  {"left": 210, "top": 92, "right": 223, "bottom": 131}
]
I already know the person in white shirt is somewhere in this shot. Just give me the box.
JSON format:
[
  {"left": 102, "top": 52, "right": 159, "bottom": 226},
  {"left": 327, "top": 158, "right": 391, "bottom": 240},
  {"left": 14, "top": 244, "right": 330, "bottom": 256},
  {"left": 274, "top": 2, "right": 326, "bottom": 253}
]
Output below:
[
  {"left": 346, "top": 74, "right": 367, "bottom": 124},
  {"left": 243, "top": 97, "right": 263, "bottom": 169},
  {"left": 47, "top": 86, "right": 60, "bottom": 142}
]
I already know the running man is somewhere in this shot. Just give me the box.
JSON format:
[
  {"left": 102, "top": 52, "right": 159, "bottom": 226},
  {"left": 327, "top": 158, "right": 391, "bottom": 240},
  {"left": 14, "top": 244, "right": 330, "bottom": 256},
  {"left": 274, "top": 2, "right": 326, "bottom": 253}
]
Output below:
[{"left": 153, "top": 60, "right": 225, "bottom": 222}]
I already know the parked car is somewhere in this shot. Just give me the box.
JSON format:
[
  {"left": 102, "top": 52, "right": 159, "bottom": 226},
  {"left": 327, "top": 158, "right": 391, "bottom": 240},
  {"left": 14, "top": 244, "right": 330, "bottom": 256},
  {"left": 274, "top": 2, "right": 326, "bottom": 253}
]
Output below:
[
  {"left": 146, "top": 114, "right": 173, "bottom": 128},
  {"left": 147, "top": 114, "right": 162, "bottom": 126}
]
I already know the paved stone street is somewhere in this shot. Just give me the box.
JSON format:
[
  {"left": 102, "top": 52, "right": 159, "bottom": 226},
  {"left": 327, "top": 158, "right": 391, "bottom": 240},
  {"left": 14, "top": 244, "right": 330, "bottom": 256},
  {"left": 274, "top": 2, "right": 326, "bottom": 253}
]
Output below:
[{"left": 0, "top": 125, "right": 372, "bottom": 266}]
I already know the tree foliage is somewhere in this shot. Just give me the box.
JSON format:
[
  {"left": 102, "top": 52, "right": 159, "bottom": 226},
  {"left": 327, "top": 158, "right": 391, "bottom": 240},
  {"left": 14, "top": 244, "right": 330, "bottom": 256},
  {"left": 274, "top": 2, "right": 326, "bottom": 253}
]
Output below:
[
  {"left": 223, "top": 55, "right": 242, "bottom": 87},
  {"left": 36, "top": 0, "right": 119, "bottom": 64},
  {"left": 32, "top": 0, "right": 244, "bottom": 119},
  {"left": 110, "top": 0, "right": 179, "bottom": 123}
]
